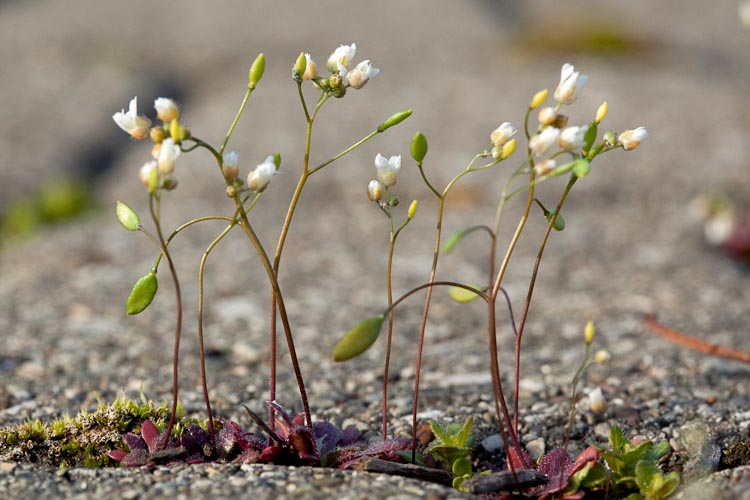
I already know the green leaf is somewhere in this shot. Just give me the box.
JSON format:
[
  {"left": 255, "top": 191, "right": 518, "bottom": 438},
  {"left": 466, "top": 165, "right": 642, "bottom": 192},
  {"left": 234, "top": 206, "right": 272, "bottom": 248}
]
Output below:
[
  {"left": 572, "top": 158, "right": 591, "bottom": 178},
  {"left": 452, "top": 456, "right": 472, "bottom": 476},
  {"left": 448, "top": 284, "right": 481, "bottom": 304},
  {"left": 116, "top": 201, "right": 140, "bottom": 231},
  {"left": 609, "top": 425, "right": 629, "bottom": 454},
  {"left": 456, "top": 417, "right": 474, "bottom": 447},
  {"left": 643, "top": 440, "right": 670, "bottom": 463},
  {"left": 582, "top": 121, "right": 598, "bottom": 155},
  {"left": 126, "top": 272, "right": 158, "bottom": 315},
  {"left": 396, "top": 450, "right": 426, "bottom": 466},
  {"left": 442, "top": 230, "right": 465, "bottom": 254},
  {"left": 332, "top": 316, "right": 384, "bottom": 361}
]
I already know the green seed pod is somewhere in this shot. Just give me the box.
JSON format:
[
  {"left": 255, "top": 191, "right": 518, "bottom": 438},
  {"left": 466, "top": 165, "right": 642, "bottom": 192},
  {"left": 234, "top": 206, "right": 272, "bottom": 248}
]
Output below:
[
  {"left": 248, "top": 53, "right": 265, "bottom": 89},
  {"left": 116, "top": 201, "right": 140, "bottom": 231},
  {"left": 411, "top": 132, "right": 428, "bottom": 163},
  {"left": 332, "top": 316, "right": 385, "bottom": 361},
  {"left": 582, "top": 121, "right": 598, "bottom": 155},
  {"left": 378, "top": 109, "right": 413, "bottom": 132},
  {"left": 534, "top": 198, "right": 565, "bottom": 231},
  {"left": 448, "top": 285, "right": 480, "bottom": 304},
  {"left": 126, "top": 272, "right": 158, "bottom": 315},
  {"left": 272, "top": 153, "right": 281, "bottom": 169}
]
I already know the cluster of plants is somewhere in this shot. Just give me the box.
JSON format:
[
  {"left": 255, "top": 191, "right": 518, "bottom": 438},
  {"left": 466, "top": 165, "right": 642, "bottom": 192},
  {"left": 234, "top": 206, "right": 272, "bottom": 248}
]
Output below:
[{"left": 3, "top": 42, "right": 677, "bottom": 498}]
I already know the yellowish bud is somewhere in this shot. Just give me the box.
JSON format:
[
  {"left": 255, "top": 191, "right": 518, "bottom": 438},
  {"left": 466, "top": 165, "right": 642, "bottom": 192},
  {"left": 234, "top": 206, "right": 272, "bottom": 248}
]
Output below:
[
  {"left": 595, "top": 101, "right": 608, "bottom": 123},
  {"left": 150, "top": 127, "right": 166, "bottom": 143},
  {"left": 501, "top": 138, "right": 516, "bottom": 159},
  {"left": 530, "top": 88, "right": 549, "bottom": 109},
  {"left": 169, "top": 119, "right": 180, "bottom": 143},
  {"left": 248, "top": 53, "right": 265, "bottom": 89},
  {"left": 226, "top": 185, "right": 237, "bottom": 198},
  {"left": 407, "top": 199, "right": 418, "bottom": 219},
  {"left": 584, "top": 321, "right": 595, "bottom": 344},
  {"left": 293, "top": 52, "right": 306, "bottom": 81}
]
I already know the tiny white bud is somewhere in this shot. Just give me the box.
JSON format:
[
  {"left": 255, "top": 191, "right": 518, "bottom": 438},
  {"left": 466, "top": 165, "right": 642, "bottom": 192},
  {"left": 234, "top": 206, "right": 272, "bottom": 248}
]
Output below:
[
  {"left": 154, "top": 97, "right": 180, "bottom": 123},
  {"left": 534, "top": 158, "right": 557, "bottom": 176},
  {"left": 594, "top": 349, "right": 611, "bottom": 364},
  {"left": 588, "top": 387, "right": 606, "bottom": 413},
  {"left": 139, "top": 161, "right": 158, "bottom": 186},
  {"left": 247, "top": 155, "right": 278, "bottom": 192},
  {"left": 157, "top": 138, "right": 181, "bottom": 174},
  {"left": 557, "top": 125, "right": 588, "bottom": 151},
  {"left": 222, "top": 151, "right": 239, "bottom": 181},
  {"left": 346, "top": 60, "right": 379, "bottom": 89},
  {"left": 367, "top": 179, "right": 383, "bottom": 202},
  {"left": 303, "top": 53, "right": 318, "bottom": 80},
  {"left": 490, "top": 122, "right": 517, "bottom": 147},
  {"left": 618, "top": 127, "right": 648, "bottom": 151},
  {"left": 537, "top": 107, "right": 557, "bottom": 126}
]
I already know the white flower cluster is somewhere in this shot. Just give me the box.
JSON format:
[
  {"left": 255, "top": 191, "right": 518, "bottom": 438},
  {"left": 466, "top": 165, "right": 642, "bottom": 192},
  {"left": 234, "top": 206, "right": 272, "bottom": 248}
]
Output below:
[{"left": 300, "top": 43, "right": 379, "bottom": 95}]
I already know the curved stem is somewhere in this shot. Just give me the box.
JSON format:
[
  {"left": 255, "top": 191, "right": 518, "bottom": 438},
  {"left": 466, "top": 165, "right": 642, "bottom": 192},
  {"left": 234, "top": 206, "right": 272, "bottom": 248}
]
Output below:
[
  {"left": 148, "top": 194, "right": 183, "bottom": 444},
  {"left": 197, "top": 219, "right": 238, "bottom": 442},
  {"left": 512, "top": 175, "right": 577, "bottom": 433},
  {"left": 237, "top": 205, "right": 312, "bottom": 429},
  {"left": 151, "top": 216, "right": 234, "bottom": 270},
  {"left": 382, "top": 229, "right": 397, "bottom": 440}
]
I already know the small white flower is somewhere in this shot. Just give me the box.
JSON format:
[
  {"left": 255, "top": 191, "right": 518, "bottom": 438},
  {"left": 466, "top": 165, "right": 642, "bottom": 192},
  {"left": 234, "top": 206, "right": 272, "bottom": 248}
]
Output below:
[
  {"left": 157, "top": 138, "right": 181, "bottom": 174},
  {"left": 529, "top": 127, "right": 560, "bottom": 157},
  {"left": 346, "top": 60, "right": 379, "bottom": 89},
  {"left": 367, "top": 179, "right": 383, "bottom": 202},
  {"left": 113, "top": 97, "right": 151, "bottom": 140},
  {"left": 247, "top": 155, "right": 278, "bottom": 192},
  {"left": 557, "top": 125, "right": 588, "bottom": 151},
  {"left": 222, "top": 151, "right": 239, "bottom": 181},
  {"left": 490, "top": 122, "right": 517, "bottom": 147},
  {"left": 154, "top": 97, "right": 180, "bottom": 123},
  {"left": 594, "top": 349, "right": 612, "bottom": 365},
  {"left": 588, "top": 387, "right": 606, "bottom": 413},
  {"left": 139, "top": 160, "right": 157, "bottom": 186},
  {"left": 618, "top": 127, "right": 648, "bottom": 151},
  {"left": 554, "top": 63, "right": 588, "bottom": 105},
  {"left": 704, "top": 211, "right": 734, "bottom": 246},
  {"left": 534, "top": 158, "right": 557, "bottom": 176},
  {"left": 374, "top": 153, "right": 401, "bottom": 188},
  {"left": 327, "top": 43, "right": 357, "bottom": 73},
  {"left": 303, "top": 53, "right": 318, "bottom": 80}
]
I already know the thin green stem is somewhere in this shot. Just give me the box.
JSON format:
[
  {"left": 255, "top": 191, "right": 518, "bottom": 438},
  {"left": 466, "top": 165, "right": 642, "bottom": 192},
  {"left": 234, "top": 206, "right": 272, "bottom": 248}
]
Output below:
[
  {"left": 221, "top": 86, "right": 254, "bottom": 155},
  {"left": 296, "top": 82, "right": 311, "bottom": 123},
  {"left": 382, "top": 227, "right": 397, "bottom": 440},
  {"left": 308, "top": 129, "right": 379, "bottom": 175},
  {"left": 151, "top": 216, "right": 234, "bottom": 270}
]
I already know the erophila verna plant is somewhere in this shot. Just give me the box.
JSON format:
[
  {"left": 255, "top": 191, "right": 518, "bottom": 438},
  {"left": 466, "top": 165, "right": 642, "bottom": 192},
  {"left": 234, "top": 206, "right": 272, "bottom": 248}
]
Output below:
[{"left": 110, "top": 44, "right": 664, "bottom": 496}]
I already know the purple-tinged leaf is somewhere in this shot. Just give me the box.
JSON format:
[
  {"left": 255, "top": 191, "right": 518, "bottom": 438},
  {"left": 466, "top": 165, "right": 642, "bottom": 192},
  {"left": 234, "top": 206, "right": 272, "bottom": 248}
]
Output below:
[
  {"left": 122, "top": 449, "right": 149, "bottom": 467},
  {"left": 141, "top": 420, "right": 161, "bottom": 452},
  {"left": 538, "top": 448, "right": 571, "bottom": 494},
  {"left": 507, "top": 446, "right": 534, "bottom": 469},
  {"left": 313, "top": 421, "right": 344, "bottom": 457},
  {"left": 288, "top": 427, "right": 317, "bottom": 458},
  {"left": 122, "top": 433, "right": 146, "bottom": 451},
  {"left": 342, "top": 425, "right": 362, "bottom": 446},
  {"left": 569, "top": 446, "right": 599, "bottom": 475},
  {"left": 108, "top": 449, "right": 129, "bottom": 462}
]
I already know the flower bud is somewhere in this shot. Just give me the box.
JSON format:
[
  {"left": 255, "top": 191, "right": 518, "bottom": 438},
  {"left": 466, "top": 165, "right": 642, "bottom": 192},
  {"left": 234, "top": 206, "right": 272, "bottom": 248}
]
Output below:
[
  {"left": 491, "top": 146, "right": 502, "bottom": 160},
  {"left": 387, "top": 194, "right": 399, "bottom": 207},
  {"left": 557, "top": 125, "right": 588, "bottom": 151},
  {"left": 584, "top": 320, "right": 595, "bottom": 344},
  {"left": 367, "top": 180, "right": 383, "bottom": 202},
  {"left": 537, "top": 107, "right": 556, "bottom": 126},
  {"left": 603, "top": 131, "right": 618, "bottom": 147},
  {"left": 293, "top": 52, "right": 307, "bottom": 81},
  {"left": 139, "top": 161, "right": 158, "bottom": 186},
  {"left": 222, "top": 151, "right": 239, "bottom": 181},
  {"left": 553, "top": 114, "right": 569, "bottom": 129},
  {"left": 150, "top": 126, "right": 166, "bottom": 143},
  {"left": 248, "top": 53, "right": 265, "bottom": 89},
  {"left": 530, "top": 88, "right": 549, "bottom": 109},
  {"left": 407, "top": 199, "right": 418, "bottom": 219},
  {"left": 346, "top": 60, "right": 379, "bottom": 89},
  {"left": 588, "top": 387, "right": 606, "bottom": 413},
  {"left": 490, "top": 122, "right": 517, "bottom": 147},
  {"left": 303, "top": 53, "right": 318, "bottom": 80},
  {"left": 225, "top": 185, "right": 236, "bottom": 198},
  {"left": 151, "top": 143, "right": 161, "bottom": 160},
  {"left": 534, "top": 158, "right": 557, "bottom": 176},
  {"left": 595, "top": 101, "right": 608, "bottom": 123},
  {"left": 378, "top": 109, "right": 412, "bottom": 132},
  {"left": 411, "top": 132, "right": 428, "bottom": 163},
  {"left": 618, "top": 127, "right": 648, "bottom": 151},
  {"left": 594, "top": 349, "right": 611, "bottom": 364},
  {"left": 157, "top": 138, "right": 181, "bottom": 174},
  {"left": 247, "top": 155, "right": 277, "bottom": 192},
  {"left": 501, "top": 138, "right": 516, "bottom": 159},
  {"left": 529, "top": 127, "right": 560, "bottom": 157},
  {"left": 154, "top": 98, "right": 180, "bottom": 123}
]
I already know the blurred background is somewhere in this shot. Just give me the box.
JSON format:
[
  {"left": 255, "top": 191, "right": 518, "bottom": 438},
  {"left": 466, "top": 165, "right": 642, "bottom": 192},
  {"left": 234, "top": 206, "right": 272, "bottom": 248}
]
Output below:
[{"left": 0, "top": 0, "right": 748, "bottom": 424}]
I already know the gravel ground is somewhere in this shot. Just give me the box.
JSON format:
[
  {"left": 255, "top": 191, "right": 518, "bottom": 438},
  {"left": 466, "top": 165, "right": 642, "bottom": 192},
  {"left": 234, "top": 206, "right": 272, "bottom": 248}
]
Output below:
[{"left": 2, "top": 0, "right": 750, "bottom": 498}]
